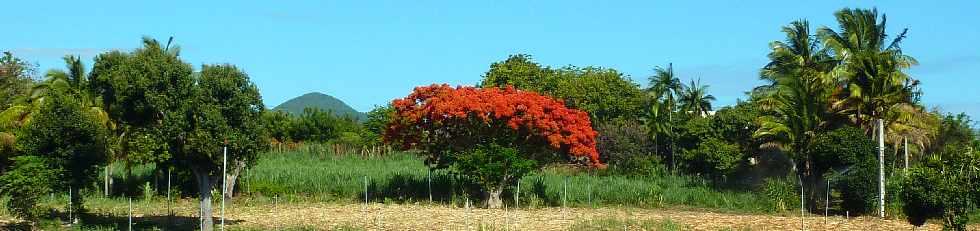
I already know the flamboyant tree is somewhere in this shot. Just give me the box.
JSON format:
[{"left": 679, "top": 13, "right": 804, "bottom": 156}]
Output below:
[{"left": 385, "top": 84, "right": 602, "bottom": 208}]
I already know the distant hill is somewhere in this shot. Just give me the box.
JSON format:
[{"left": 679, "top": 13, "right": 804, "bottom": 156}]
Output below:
[{"left": 273, "top": 92, "right": 366, "bottom": 121}]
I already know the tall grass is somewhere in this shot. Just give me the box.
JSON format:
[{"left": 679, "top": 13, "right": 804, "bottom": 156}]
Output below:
[{"left": 242, "top": 149, "right": 772, "bottom": 213}]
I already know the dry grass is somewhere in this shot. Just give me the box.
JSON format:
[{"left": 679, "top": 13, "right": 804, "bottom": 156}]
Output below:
[
  {"left": 84, "top": 198, "right": 948, "bottom": 230},
  {"left": 225, "top": 203, "right": 945, "bottom": 230},
  {"left": 0, "top": 197, "right": 961, "bottom": 230}
]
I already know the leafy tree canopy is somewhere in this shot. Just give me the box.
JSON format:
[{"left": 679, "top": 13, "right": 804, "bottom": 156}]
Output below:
[{"left": 480, "top": 54, "right": 647, "bottom": 122}]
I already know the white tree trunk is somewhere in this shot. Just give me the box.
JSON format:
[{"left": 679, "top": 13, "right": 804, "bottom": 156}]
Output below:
[
  {"left": 486, "top": 186, "right": 505, "bottom": 209},
  {"left": 224, "top": 160, "right": 245, "bottom": 199},
  {"left": 877, "top": 119, "right": 885, "bottom": 218},
  {"left": 193, "top": 167, "right": 215, "bottom": 231}
]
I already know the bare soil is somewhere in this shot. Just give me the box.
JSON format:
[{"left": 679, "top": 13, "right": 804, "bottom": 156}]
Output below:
[
  {"left": 0, "top": 200, "right": 959, "bottom": 230},
  {"left": 215, "top": 202, "right": 945, "bottom": 230}
]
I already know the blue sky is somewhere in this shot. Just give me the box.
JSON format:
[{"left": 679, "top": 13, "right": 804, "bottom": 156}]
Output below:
[{"left": 3, "top": 1, "right": 978, "bottom": 123}]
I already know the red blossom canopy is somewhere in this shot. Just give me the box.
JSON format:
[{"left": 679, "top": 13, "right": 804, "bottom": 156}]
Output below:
[{"left": 385, "top": 84, "right": 602, "bottom": 167}]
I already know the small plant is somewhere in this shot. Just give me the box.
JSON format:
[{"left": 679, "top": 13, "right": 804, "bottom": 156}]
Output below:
[
  {"left": 760, "top": 177, "right": 799, "bottom": 213},
  {"left": 141, "top": 182, "right": 156, "bottom": 201}
]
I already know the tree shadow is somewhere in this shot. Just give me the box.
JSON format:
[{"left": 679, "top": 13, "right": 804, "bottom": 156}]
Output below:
[
  {"left": 371, "top": 172, "right": 457, "bottom": 203},
  {"left": 530, "top": 178, "right": 559, "bottom": 206},
  {"left": 87, "top": 212, "right": 244, "bottom": 230},
  {"left": 0, "top": 212, "right": 244, "bottom": 231}
]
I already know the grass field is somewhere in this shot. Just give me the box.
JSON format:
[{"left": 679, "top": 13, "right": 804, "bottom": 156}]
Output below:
[{"left": 240, "top": 149, "right": 776, "bottom": 213}]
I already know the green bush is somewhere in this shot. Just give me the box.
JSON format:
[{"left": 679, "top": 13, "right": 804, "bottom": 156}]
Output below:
[
  {"left": 837, "top": 159, "right": 877, "bottom": 215},
  {"left": 679, "top": 137, "right": 741, "bottom": 180},
  {"left": 595, "top": 120, "right": 663, "bottom": 176},
  {"left": 451, "top": 143, "right": 537, "bottom": 207},
  {"left": 811, "top": 126, "right": 877, "bottom": 214},
  {"left": 0, "top": 156, "right": 58, "bottom": 220},
  {"left": 902, "top": 147, "right": 979, "bottom": 230},
  {"left": 760, "top": 176, "right": 800, "bottom": 213}
]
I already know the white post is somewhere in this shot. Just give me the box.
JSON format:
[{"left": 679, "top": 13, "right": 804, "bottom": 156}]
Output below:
[
  {"left": 167, "top": 168, "right": 172, "bottom": 217},
  {"left": 799, "top": 174, "right": 805, "bottom": 231},
  {"left": 105, "top": 166, "right": 110, "bottom": 197},
  {"left": 128, "top": 198, "right": 133, "bottom": 231},
  {"left": 563, "top": 177, "right": 568, "bottom": 208},
  {"left": 68, "top": 186, "right": 72, "bottom": 223},
  {"left": 515, "top": 180, "right": 520, "bottom": 209},
  {"left": 221, "top": 145, "right": 227, "bottom": 231},
  {"left": 826, "top": 180, "right": 830, "bottom": 226},
  {"left": 903, "top": 136, "right": 909, "bottom": 175},
  {"left": 878, "top": 119, "right": 885, "bottom": 218},
  {"left": 427, "top": 169, "right": 432, "bottom": 203}
]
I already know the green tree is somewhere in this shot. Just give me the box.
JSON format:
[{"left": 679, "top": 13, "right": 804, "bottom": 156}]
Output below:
[
  {"left": 480, "top": 54, "right": 647, "bottom": 122},
  {"left": 678, "top": 78, "right": 716, "bottom": 117},
  {"left": 362, "top": 104, "right": 394, "bottom": 145},
  {"left": 14, "top": 89, "right": 107, "bottom": 219},
  {"left": 190, "top": 64, "right": 268, "bottom": 203},
  {"left": 0, "top": 51, "right": 36, "bottom": 111},
  {"left": 818, "top": 8, "right": 919, "bottom": 135},
  {"left": 679, "top": 137, "right": 740, "bottom": 180},
  {"left": 0, "top": 52, "right": 36, "bottom": 165},
  {"left": 595, "top": 119, "right": 662, "bottom": 175},
  {"left": 646, "top": 63, "right": 684, "bottom": 171},
  {"left": 262, "top": 110, "right": 293, "bottom": 143},
  {"left": 807, "top": 126, "right": 878, "bottom": 214},
  {"left": 89, "top": 38, "right": 266, "bottom": 231},
  {"left": 289, "top": 107, "right": 361, "bottom": 143},
  {"left": 0, "top": 156, "right": 59, "bottom": 221},
  {"left": 902, "top": 143, "right": 979, "bottom": 230},
  {"left": 754, "top": 20, "right": 840, "bottom": 209},
  {"left": 478, "top": 54, "right": 550, "bottom": 90}
]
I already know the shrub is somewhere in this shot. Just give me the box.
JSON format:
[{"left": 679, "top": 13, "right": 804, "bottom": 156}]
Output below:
[
  {"left": 837, "top": 159, "right": 877, "bottom": 214},
  {"left": 811, "top": 126, "right": 877, "bottom": 214},
  {"left": 451, "top": 144, "right": 537, "bottom": 207},
  {"left": 0, "top": 156, "right": 59, "bottom": 220},
  {"left": 679, "top": 137, "right": 741, "bottom": 180},
  {"left": 15, "top": 90, "right": 107, "bottom": 217},
  {"left": 809, "top": 126, "right": 875, "bottom": 174},
  {"left": 901, "top": 146, "right": 979, "bottom": 230},
  {"left": 760, "top": 176, "right": 800, "bottom": 213},
  {"left": 595, "top": 120, "right": 662, "bottom": 175}
]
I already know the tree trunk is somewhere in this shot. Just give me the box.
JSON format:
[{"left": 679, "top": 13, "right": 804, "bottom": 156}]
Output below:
[
  {"left": 485, "top": 176, "right": 509, "bottom": 209},
  {"left": 486, "top": 186, "right": 505, "bottom": 209},
  {"left": 70, "top": 184, "right": 82, "bottom": 223},
  {"left": 193, "top": 167, "right": 214, "bottom": 231},
  {"left": 224, "top": 160, "right": 245, "bottom": 199}
]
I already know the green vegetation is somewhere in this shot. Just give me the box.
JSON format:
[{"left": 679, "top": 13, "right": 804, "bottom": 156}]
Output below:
[
  {"left": 569, "top": 217, "right": 690, "bottom": 231},
  {"left": 242, "top": 149, "right": 772, "bottom": 213},
  {"left": 274, "top": 92, "right": 366, "bottom": 121},
  {"left": 0, "top": 6, "right": 978, "bottom": 231}
]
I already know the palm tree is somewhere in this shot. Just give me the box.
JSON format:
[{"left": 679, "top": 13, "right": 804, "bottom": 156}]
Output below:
[
  {"left": 754, "top": 20, "right": 839, "bottom": 210},
  {"left": 678, "top": 78, "right": 716, "bottom": 117},
  {"left": 818, "top": 8, "right": 918, "bottom": 134},
  {"left": 647, "top": 63, "right": 683, "bottom": 171},
  {"left": 27, "top": 56, "right": 112, "bottom": 129}
]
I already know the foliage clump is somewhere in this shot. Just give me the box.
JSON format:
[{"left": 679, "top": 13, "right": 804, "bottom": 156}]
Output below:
[
  {"left": 596, "top": 119, "right": 662, "bottom": 176},
  {"left": 2, "top": 90, "right": 107, "bottom": 220}
]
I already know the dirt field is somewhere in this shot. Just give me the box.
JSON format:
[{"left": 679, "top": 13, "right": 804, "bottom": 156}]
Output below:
[
  {"left": 0, "top": 200, "right": 957, "bottom": 230},
  {"left": 222, "top": 202, "right": 943, "bottom": 230}
]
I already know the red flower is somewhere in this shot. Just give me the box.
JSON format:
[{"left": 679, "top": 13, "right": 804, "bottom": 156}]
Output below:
[{"left": 384, "top": 84, "right": 602, "bottom": 167}]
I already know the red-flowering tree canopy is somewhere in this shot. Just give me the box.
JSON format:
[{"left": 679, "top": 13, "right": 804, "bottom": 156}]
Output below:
[{"left": 385, "top": 84, "right": 602, "bottom": 167}]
